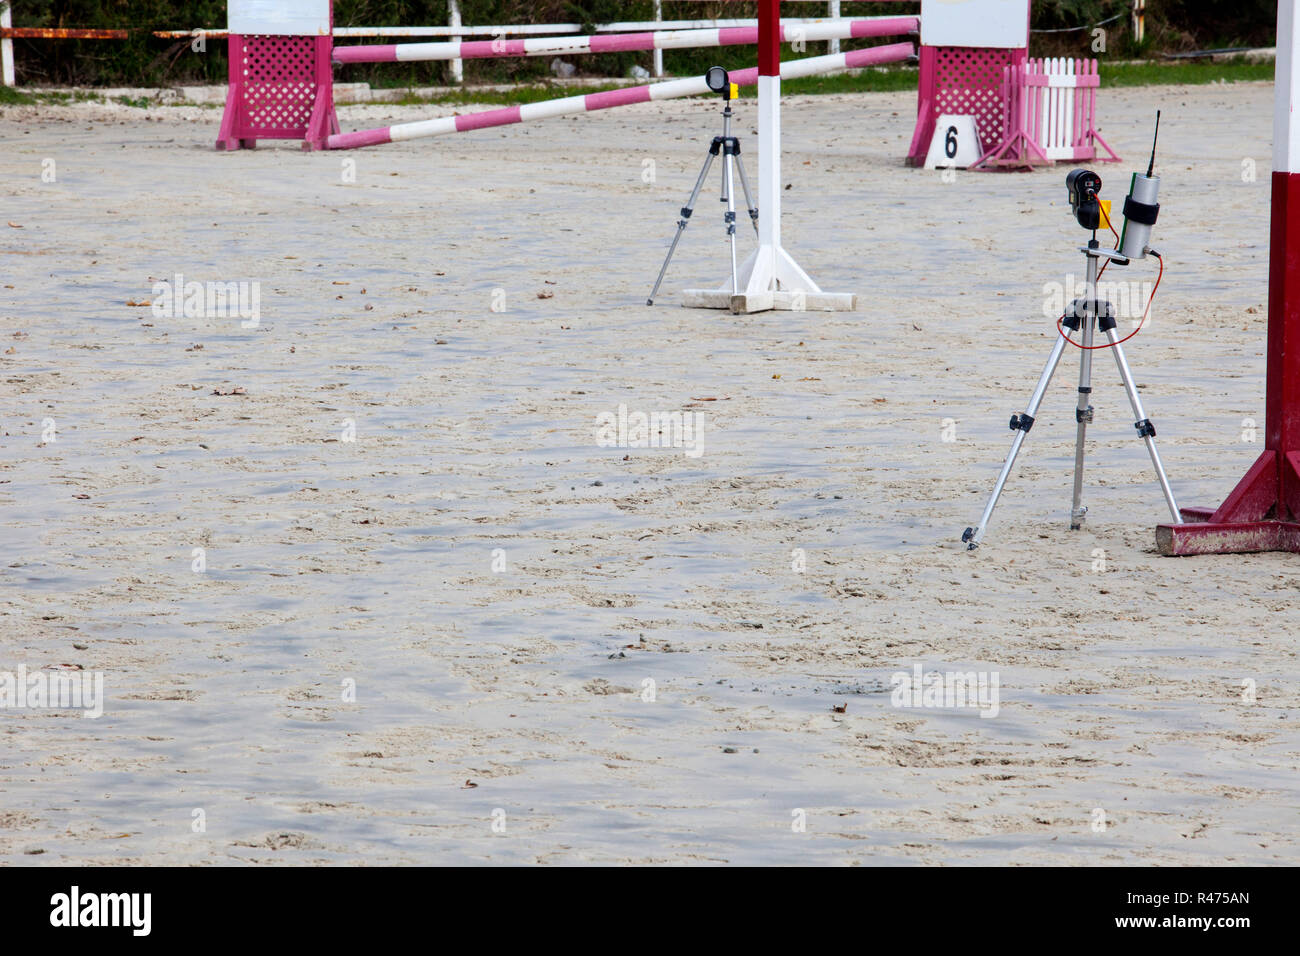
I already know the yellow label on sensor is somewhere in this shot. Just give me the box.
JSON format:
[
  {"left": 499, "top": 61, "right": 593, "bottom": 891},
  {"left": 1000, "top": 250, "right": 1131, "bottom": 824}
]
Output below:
[
  {"left": 729, "top": 83, "right": 739, "bottom": 100},
  {"left": 1099, "top": 199, "right": 1113, "bottom": 228}
]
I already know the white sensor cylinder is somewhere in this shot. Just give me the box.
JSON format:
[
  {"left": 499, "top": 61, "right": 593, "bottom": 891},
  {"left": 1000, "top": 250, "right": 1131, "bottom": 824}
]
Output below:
[{"left": 1119, "top": 173, "right": 1160, "bottom": 260}]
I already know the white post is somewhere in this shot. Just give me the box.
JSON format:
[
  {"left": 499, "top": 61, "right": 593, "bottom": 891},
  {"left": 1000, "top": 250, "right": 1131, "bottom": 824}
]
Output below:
[
  {"left": 828, "top": 1, "right": 841, "bottom": 54},
  {"left": 652, "top": 0, "right": 663, "bottom": 77},
  {"left": 1275, "top": 0, "right": 1298, "bottom": 175},
  {"left": 1, "top": 2, "right": 15, "bottom": 88},
  {"left": 681, "top": 0, "right": 855, "bottom": 313},
  {"left": 757, "top": 72, "right": 781, "bottom": 264},
  {"left": 448, "top": 0, "right": 463, "bottom": 84}
]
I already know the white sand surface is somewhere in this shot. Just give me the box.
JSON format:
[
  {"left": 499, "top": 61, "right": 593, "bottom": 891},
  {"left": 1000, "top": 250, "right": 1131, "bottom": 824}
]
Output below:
[{"left": 0, "top": 81, "right": 1296, "bottom": 864}]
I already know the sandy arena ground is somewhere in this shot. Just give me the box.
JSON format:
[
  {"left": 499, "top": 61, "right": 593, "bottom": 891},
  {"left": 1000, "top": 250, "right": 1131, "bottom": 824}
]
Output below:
[{"left": 0, "top": 80, "right": 1297, "bottom": 865}]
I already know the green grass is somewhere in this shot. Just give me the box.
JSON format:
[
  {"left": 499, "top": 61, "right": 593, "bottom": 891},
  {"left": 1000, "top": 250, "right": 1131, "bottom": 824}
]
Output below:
[
  {"left": 384, "top": 83, "right": 628, "bottom": 107},
  {"left": 0, "top": 86, "right": 36, "bottom": 105},
  {"left": 0, "top": 88, "right": 109, "bottom": 106},
  {"left": 744, "top": 66, "right": 920, "bottom": 96},
  {"left": 0, "top": 55, "right": 1273, "bottom": 113},
  {"left": 1100, "top": 57, "right": 1273, "bottom": 87}
]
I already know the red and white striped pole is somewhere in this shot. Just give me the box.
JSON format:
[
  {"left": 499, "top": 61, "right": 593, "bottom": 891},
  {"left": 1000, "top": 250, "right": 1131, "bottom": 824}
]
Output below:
[
  {"left": 1156, "top": 0, "right": 1300, "bottom": 554},
  {"left": 684, "top": 0, "right": 858, "bottom": 312}
]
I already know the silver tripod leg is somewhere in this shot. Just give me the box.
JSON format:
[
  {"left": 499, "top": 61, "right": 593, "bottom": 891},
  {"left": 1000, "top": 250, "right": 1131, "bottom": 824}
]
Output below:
[
  {"left": 1069, "top": 315, "right": 1096, "bottom": 529},
  {"left": 1102, "top": 326, "right": 1182, "bottom": 522},
  {"left": 733, "top": 153, "right": 760, "bottom": 237},
  {"left": 723, "top": 146, "right": 739, "bottom": 294},
  {"left": 647, "top": 148, "right": 718, "bottom": 305},
  {"left": 963, "top": 330, "right": 1072, "bottom": 549}
]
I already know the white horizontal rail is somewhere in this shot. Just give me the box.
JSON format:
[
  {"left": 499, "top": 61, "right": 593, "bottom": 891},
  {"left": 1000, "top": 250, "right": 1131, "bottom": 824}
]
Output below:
[
  {"left": 330, "top": 17, "right": 851, "bottom": 38},
  {"left": 334, "top": 18, "right": 918, "bottom": 65}
]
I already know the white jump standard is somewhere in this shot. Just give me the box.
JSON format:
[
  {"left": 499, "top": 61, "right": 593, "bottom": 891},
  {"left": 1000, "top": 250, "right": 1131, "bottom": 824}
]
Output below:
[{"left": 682, "top": 0, "right": 862, "bottom": 315}]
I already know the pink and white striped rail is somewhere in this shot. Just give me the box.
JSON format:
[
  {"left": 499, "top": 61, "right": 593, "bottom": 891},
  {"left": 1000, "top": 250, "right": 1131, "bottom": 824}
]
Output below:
[
  {"left": 326, "top": 41, "right": 914, "bottom": 150},
  {"left": 332, "top": 16, "right": 918, "bottom": 64}
]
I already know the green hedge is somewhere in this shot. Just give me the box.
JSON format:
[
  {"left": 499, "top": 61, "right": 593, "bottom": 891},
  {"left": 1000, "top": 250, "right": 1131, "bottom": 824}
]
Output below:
[{"left": 0, "top": 1, "right": 1278, "bottom": 88}]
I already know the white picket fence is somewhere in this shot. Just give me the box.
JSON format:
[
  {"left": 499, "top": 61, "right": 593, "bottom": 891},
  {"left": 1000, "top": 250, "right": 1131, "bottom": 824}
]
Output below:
[{"left": 975, "top": 56, "right": 1121, "bottom": 169}]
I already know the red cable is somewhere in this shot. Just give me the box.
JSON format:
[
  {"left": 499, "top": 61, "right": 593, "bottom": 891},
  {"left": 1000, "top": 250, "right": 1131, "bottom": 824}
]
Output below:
[
  {"left": 1057, "top": 253, "right": 1163, "bottom": 350},
  {"left": 1055, "top": 202, "right": 1162, "bottom": 351}
]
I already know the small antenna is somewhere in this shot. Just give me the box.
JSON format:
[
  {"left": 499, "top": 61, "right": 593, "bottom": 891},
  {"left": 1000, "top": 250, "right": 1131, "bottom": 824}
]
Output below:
[{"left": 1146, "top": 109, "right": 1161, "bottom": 177}]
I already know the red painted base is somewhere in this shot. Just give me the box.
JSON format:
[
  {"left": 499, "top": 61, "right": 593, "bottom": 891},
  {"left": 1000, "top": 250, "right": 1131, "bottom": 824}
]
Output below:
[
  {"left": 1157, "top": 451, "right": 1300, "bottom": 554},
  {"left": 1157, "top": 169, "right": 1300, "bottom": 556}
]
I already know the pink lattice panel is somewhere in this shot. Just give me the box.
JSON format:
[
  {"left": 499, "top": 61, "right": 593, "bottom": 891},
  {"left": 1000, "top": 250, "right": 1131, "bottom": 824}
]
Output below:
[
  {"left": 217, "top": 33, "right": 338, "bottom": 150},
  {"left": 908, "top": 46, "right": 1026, "bottom": 165}
]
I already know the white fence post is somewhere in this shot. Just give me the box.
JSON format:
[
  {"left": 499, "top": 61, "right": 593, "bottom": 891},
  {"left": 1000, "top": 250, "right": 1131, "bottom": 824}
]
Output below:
[
  {"left": 448, "top": 0, "right": 463, "bottom": 83},
  {"left": 2, "top": 2, "right": 15, "bottom": 88},
  {"left": 652, "top": 0, "right": 663, "bottom": 76},
  {"left": 828, "top": 1, "right": 840, "bottom": 54}
]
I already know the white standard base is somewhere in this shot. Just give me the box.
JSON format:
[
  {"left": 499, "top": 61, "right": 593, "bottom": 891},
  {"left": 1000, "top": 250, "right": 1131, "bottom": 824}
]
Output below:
[
  {"left": 680, "top": 73, "right": 856, "bottom": 314},
  {"left": 681, "top": 243, "right": 857, "bottom": 314}
]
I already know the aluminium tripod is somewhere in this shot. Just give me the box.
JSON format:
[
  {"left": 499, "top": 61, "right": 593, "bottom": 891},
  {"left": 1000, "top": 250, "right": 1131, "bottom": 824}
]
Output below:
[
  {"left": 963, "top": 238, "right": 1182, "bottom": 549},
  {"left": 647, "top": 92, "right": 758, "bottom": 305}
]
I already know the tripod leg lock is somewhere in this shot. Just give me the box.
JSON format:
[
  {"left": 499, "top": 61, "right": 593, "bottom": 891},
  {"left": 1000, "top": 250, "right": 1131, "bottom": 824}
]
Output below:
[
  {"left": 1009, "top": 413, "right": 1035, "bottom": 432},
  {"left": 1135, "top": 418, "right": 1156, "bottom": 438}
]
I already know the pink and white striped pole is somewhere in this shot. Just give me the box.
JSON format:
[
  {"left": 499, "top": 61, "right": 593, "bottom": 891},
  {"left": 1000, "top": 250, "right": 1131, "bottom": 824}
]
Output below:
[
  {"left": 332, "top": 16, "right": 917, "bottom": 64},
  {"left": 325, "top": 41, "right": 914, "bottom": 150}
]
